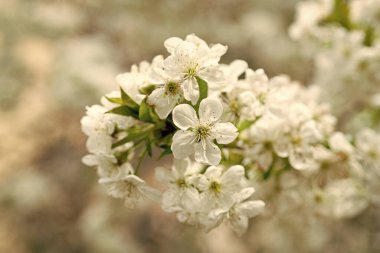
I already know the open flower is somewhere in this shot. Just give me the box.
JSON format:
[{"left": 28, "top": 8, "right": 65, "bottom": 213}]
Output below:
[
  {"left": 210, "top": 187, "right": 265, "bottom": 236},
  {"left": 163, "top": 34, "right": 227, "bottom": 104},
  {"left": 171, "top": 97, "right": 238, "bottom": 165},
  {"left": 99, "top": 175, "right": 161, "bottom": 209},
  {"left": 197, "top": 165, "right": 246, "bottom": 209}
]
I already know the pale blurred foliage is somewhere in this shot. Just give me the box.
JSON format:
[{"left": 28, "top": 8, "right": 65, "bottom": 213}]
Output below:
[{"left": 2, "top": 0, "right": 377, "bottom": 253}]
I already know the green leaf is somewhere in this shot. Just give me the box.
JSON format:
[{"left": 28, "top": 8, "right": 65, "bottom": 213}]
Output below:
[
  {"left": 195, "top": 77, "right": 208, "bottom": 110},
  {"left": 238, "top": 120, "right": 254, "bottom": 132},
  {"left": 120, "top": 88, "right": 139, "bottom": 109},
  {"left": 364, "top": 26, "right": 375, "bottom": 46},
  {"left": 105, "top": 96, "right": 123, "bottom": 105},
  {"left": 114, "top": 150, "right": 130, "bottom": 165},
  {"left": 228, "top": 151, "right": 244, "bottom": 164},
  {"left": 139, "top": 99, "right": 153, "bottom": 122},
  {"left": 107, "top": 105, "right": 138, "bottom": 118},
  {"left": 320, "top": 0, "right": 351, "bottom": 29},
  {"left": 139, "top": 84, "right": 156, "bottom": 95},
  {"left": 146, "top": 138, "right": 153, "bottom": 157},
  {"left": 158, "top": 144, "right": 172, "bottom": 159},
  {"left": 112, "top": 128, "right": 149, "bottom": 148},
  {"left": 262, "top": 165, "right": 273, "bottom": 180}
]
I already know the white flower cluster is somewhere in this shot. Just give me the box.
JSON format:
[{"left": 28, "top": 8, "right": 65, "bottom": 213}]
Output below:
[
  {"left": 81, "top": 34, "right": 380, "bottom": 235},
  {"left": 290, "top": 0, "right": 380, "bottom": 121}
]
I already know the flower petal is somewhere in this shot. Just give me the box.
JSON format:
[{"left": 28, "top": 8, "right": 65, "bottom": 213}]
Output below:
[
  {"left": 212, "top": 122, "right": 238, "bottom": 144},
  {"left": 171, "top": 130, "right": 196, "bottom": 159},
  {"left": 199, "top": 97, "right": 223, "bottom": 124},
  {"left": 164, "top": 37, "right": 183, "bottom": 53},
  {"left": 116, "top": 73, "right": 145, "bottom": 105},
  {"left": 221, "top": 165, "right": 244, "bottom": 191},
  {"left": 148, "top": 88, "right": 177, "bottom": 119},
  {"left": 194, "top": 139, "right": 221, "bottom": 165},
  {"left": 230, "top": 215, "right": 248, "bottom": 236},
  {"left": 236, "top": 200, "right": 265, "bottom": 218},
  {"left": 172, "top": 104, "right": 198, "bottom": 130},
  {"left": 182, "top": 78, "right": 199, "bottom": 105}
]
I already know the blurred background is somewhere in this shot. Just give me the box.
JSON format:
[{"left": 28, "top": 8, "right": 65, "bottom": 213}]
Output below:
[{"left": 0, "top": 0, "right": 346, "bottom": 252}]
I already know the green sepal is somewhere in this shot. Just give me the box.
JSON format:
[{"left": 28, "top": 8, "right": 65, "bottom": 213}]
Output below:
[
  {"left": 105, "top": 96, "right": 123, "bottom": 105},
  {"left": 107, "top": 105, "right": 138, "bottom": 118},
  {"left": 112, "top": 127, "right": 150, "bottom": 148},
  {"left": 195, "top": 77, "right": 208, "bottom": 110},
  {"left": 139, "top": 84, "right": 156, "bottom": 95},
  {"left": 139, "top": 99, "right": 153, "bottom": 122},
  {"left": 114, "top": 150, "right": 130, "bottom": 165},
  {"left": 158, "top": 144, "right": 173, "bottom": 159},
  {"left": 228, "top": 151, "right": 244, "bottom": 164},
  {"left": 120, "top": 87, "right": 139, "bottom": 110},
  {"left": 146, "top": 138, "right": 153, "bottom": 157},
  {"left": 238, "top": 120, "right": 255, "bottom": 132},
  {"left": 320, "top": 0, "right": 351, "bottom": 30}
]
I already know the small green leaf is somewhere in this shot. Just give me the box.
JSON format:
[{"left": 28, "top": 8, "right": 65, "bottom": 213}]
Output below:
[
  {"left": 112, "top": 128, "right": 149, "bottom": 148},
  {"left": 120, "top": 88, "right": 139, "bottom": 109},
  {"left": 238, "top": 120, "right": 254, "bottom": 132},
  {"left": 364, "top": 26, "right": 375, "bottom": 46},
  {"left": 139, "top": 99, "right": 153, "bottom": 122},
  {"left": 114, "top": 150, "right": 130, "bottom": 165},
  {"left": 229, "top": 151, "right": 244, "bottom": 164},
  {"left": 195, "top": 77, "right": 208, "bottom": 110},
  {"left": 139, "top": 84, "right": 156, "bottom": 95},
  {"left": 320, "top": 0, "right": 351, "bottom": 30},
  {"left": 146, "top": 138, "right": 153, "bottom": 157},
  {"left": 158, "top": 144, "right": 172, "bottom": 159},
  {"left": 105, "top": 96, "right": 123, "bottom": 105},
  {"left": 107, "top": 105, "right": 138, "bottom": 118},
  {"left": 262, "top": 165, "right": 273, "bottom": 180}
]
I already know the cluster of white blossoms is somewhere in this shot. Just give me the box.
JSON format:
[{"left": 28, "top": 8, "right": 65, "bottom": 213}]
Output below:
[
  {"left": 81, "top": 33, "right": 380, "bottom": 235},
  {"left": 290, "top": 0, "right": 380, "bottom": 123}
]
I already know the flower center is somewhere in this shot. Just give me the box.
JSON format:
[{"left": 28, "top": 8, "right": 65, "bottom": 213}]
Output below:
[
  {"left": 229, "top": 99, "right": 240, "bottom": 116},
  {"left": 176, "top": 178, "right": 187, "bottom": 188},
  {"left": 194, "top": 125, "right": 211, "bottom": 142},
  {"left": 184, "top": 63, "right": 199, "bottom": 79},
  {"left": 209, "top": 181, "right": 221, "bottom": 193},
  {"left": 165, "top": 81, "right": 181, "bottom": 96}
]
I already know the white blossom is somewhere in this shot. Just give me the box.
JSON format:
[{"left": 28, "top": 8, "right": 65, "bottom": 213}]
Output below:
[
  {"left": 163, "top": 34, "right": 227, "bottom": 104},
  {"left": 210, "top": 187, "right": 265, "bottom": 235},
  {"left": 99, "top": 175, "right": 161, "bottom": 209},
  {"left": 171, "top": 97, "right": 238, "bottom": 165},
  {"left": 197, "top": 165, "right": 245, "bottom": 209}
]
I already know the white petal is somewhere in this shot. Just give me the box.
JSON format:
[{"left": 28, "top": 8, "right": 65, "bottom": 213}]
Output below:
[
  {"left": 140, "top": 185, "right": 162, "bottom": 202},
  {"left": 230, "top": 215, "right": 249, "bottom": 236},
  {"left": 212, "top": 122, "right": 238, "bottom": 144},
  {"left": 221, "top": 165, "right": 245, "bottom": 191},
  {"left": 173, "top": 158, "right": 190, "bottom": 176},
  {"left": 289, "top": 147, "right": 315, "bottom": 170},
  {"left": 235, "top": 187, "right": 255, "bottom": 203},
  {"left": 155, "top": 166, "right": 173, "bottom": 184},
  {"left": 148, "top": 88, "right": 176, "bottom": 119},
  {"left": 236, "top": 200, "right": 265, "bottom": 218},
  {"left": 273, "top": 139, "right": 290, "bottom": 158},
  {"left": 258, "top": 151, "right": 273, "bottom": 170},
  {"left": 204, "top": 165, "right": 223, "bottom": 178},
  {"left": 182, "top": 78, "right": 199, "bottom": 105},
  {"left": 229, "top": 60, "right": 248, "bottom": 77},
  {"left": 82, "top": 154, "right": 98, "bottom": 166},
  {"left": 116, "top": 73, "right": 145, "bottom": 105},
  {"left": 171, "top": 130, "right": 196, "bottom": 159},
  {"left": 194, "top": 139, "right": 221, "bottom": 165},
  {"left": 199, "top": 67, "right": 225, "bottom": 85},
  {"left": 164, "top": 37, "right": 183, "bottom": 53},
  {"left": 172, "top": 104, "right": 198, "bottom": 130},
  {"left": 199, "top": 97, "right": 223, "bottom": 124}
]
